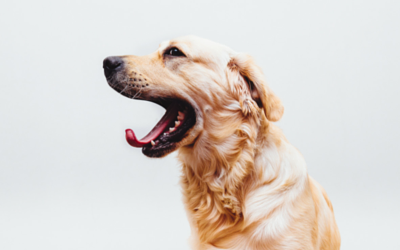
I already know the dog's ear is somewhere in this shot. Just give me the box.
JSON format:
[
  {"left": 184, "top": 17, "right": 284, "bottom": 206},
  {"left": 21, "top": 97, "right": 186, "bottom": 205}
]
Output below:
[{"left": 226, "top": 54, "right": 284, "bottom": 121}]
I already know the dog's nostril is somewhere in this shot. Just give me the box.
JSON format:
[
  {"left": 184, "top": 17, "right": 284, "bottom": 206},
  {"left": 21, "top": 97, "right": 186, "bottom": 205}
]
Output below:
[
  {"left": 103, "top": 56, "right": 123, "bottom": 70},
  {"left": 103, "top": 56, "right": 124, "bottom": 78}
]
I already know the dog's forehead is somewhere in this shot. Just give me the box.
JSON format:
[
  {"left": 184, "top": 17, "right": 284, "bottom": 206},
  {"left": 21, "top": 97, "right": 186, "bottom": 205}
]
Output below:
[{"left": 158, "top": 36, "right": 234, "bottom": 59}]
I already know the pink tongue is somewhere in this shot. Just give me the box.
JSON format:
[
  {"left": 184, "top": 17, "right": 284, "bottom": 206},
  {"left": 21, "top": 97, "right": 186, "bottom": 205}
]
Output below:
[{"left": 125, "top": 103, "right": 180, "bottom": 147}]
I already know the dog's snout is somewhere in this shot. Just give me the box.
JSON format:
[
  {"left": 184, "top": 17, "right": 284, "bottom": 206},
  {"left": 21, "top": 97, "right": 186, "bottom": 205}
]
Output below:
[{"left": 103, "top": 56, "right": 124, "bottom": 78}]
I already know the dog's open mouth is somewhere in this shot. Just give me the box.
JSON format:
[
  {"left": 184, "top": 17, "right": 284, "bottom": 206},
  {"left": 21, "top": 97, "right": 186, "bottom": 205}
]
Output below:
[{"left": 125, "top": 99, "right": 196, "bottom": 157}]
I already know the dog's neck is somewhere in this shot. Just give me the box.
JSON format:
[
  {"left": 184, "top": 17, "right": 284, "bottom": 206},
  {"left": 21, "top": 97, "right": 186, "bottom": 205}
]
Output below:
[{"left": 178, "top": 111, "right": 275, "bottom": 242}]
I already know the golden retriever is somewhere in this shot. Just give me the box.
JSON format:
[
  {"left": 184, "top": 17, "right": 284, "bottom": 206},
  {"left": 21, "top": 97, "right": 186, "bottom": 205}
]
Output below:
[{"left": 103, "top": 36, "right": 340, "bottom": 250}]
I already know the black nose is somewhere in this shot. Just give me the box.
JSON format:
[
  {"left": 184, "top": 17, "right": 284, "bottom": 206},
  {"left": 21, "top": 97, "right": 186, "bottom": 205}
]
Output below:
[{"left": 103, "top": 56, "right": 124, "bottom": 78}]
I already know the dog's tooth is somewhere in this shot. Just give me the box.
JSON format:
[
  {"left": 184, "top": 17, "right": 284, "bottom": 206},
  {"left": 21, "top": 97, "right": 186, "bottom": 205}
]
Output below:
[
  {"left": 169, "top": 127, "right": 176, "bottom": 132},
  {"left": 151, "top": 140, "right": 155, "bottom": 146},
  {"left": 177, "top": 111, "right": 185, "bottom": 120},
  {"left": 164, "top": 133, "right": 168, "bottom": 136},
  {"left": 175, "top": 121, "right": 180, "bottom": 127}
]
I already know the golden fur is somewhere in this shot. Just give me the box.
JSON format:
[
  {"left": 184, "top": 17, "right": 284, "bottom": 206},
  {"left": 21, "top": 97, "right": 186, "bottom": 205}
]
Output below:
[{"left": 113, "top": 36, "right": 340, "bottom": 249}]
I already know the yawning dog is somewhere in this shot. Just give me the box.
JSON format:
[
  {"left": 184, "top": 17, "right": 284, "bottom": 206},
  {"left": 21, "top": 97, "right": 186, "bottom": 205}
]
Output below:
[{"left": 103, "top": 36, "right": 340, "bottom": 250}]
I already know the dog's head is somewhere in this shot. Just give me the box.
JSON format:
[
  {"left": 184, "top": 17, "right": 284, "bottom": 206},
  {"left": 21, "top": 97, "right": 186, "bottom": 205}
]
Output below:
[{"left": 104, "top": 36, "right": 283, "bottom": 158}]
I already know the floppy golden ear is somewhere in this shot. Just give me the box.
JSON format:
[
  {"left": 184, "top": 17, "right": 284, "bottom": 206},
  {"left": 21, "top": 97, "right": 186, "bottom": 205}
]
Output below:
[{"left": 227, "top": 54, "right": 284, "bottom": 121}]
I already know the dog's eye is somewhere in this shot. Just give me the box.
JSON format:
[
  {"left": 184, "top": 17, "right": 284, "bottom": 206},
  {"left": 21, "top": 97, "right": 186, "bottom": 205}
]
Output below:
[{"left": 165, "top": 47, "right": 185, "bottom": 57}]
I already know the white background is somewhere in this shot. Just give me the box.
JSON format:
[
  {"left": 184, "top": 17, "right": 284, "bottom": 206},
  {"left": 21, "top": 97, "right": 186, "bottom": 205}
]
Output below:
[{"left": 1, "top": 0, "right": 399, "bottom": 249}]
